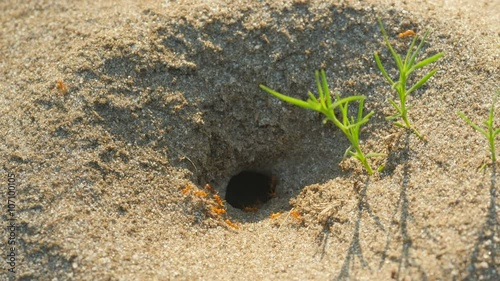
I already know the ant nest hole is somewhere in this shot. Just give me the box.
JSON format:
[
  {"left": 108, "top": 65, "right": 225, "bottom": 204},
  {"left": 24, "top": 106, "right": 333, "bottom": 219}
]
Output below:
[{"left": 225, "top": 170, "right": 277, "bottom": 211}]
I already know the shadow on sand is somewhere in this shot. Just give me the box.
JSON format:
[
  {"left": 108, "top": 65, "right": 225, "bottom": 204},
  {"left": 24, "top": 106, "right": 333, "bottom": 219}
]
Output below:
[
  {"left": 333, "top": 177, "right": 385, "bottom": 281},
  {"left": 320, "top": 132, "right": 430, "bottom": 280},
  {"left": 464, "top": 164, "right": 499, "bottom": 280},
  {"left": 376, "top": 133, "right": 428, "bottom": 280}
]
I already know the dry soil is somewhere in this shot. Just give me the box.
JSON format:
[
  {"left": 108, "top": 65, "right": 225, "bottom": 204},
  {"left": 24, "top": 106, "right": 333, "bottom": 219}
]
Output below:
[{"left": 0, "top": 0, "right": 499, "bottom": 280}]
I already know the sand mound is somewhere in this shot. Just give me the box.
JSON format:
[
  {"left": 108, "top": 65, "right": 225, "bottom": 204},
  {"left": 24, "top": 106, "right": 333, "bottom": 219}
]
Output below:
[{"left": 1, "top": 0, "right": 498, "bottom": 280}]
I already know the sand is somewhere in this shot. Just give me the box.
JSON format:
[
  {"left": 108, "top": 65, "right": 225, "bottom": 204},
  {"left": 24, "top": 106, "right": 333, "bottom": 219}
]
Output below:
[{"left": 0, "top": 0, "right": 499, "bottom": 280}]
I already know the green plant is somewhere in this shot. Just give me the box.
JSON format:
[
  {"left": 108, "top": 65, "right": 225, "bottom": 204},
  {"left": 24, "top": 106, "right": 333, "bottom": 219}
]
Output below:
[
  {"left": 259, "top": 70, "right": 384, "bottom": 175},
  {"left": 458, "top": 91, "right": 500, "bottom": 163},
  {"left": 374, "top": 19, "right": 444, "bottom": 140}
]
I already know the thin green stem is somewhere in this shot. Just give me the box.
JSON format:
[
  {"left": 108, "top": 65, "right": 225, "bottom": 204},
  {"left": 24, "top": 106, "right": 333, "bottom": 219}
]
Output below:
[
  {"left": 458, "top": 91, "right": 500, "bottom": 164},
  {"left": 260, "top": 70, "right": 384, "bottom": 175},
  {"left": 375, "top": 18, "right": 443, "bottom": 141},
  {"left": 355, "top": 145, "right": 373, "bottom": 175},
  {"left": 490, "top": 127, "right": 496, "bottom": 162}
]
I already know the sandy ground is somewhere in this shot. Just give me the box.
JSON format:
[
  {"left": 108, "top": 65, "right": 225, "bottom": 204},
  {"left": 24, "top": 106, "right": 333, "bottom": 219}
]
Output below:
[{"left": 0, "top": 0, "right": 499, "bottom": 280}]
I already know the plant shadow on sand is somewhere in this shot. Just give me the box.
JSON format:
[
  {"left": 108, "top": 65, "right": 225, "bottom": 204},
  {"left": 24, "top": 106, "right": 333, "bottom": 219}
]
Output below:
[
  {"left": 320, "top": 132, "right": 499, "bottom": 280},
  {"left": 315, "top": 132, "right": 432, "bottom": 280},
  {"left": 333, "top": 178, "right": 385, "bottom": 281},
  {"left": 376, "top": 132, "right": 428, "bottom": 280},
  {"left": 464, "top": 164, "right": 499, "bottom": 280}
]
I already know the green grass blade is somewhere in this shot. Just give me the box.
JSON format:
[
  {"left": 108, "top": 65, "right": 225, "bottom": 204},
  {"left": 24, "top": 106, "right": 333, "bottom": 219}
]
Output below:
[
  {"left": 345, "top": 118, "right": 370, "bottom": 130},
  {"left": 393, "top": 122, "right": 406, "bottom": 128},
  {"left": 458, "top": 112, "right": 488, "bottom": 136},
  {"left": 388, "top": 98, "right": 403, "bottom": 114},
  {"left": 343, "top": 145, "right": 353, "bottom": 158},
  {"left": 404, "top": 35, "right": 420, "bottom": 68},
  {"left": 482, "top": 120, "right": 491, "bottom": 128},
  {"left": 374, "top": 52, "right": 395, "bottom": 85},
  {"left": 362, "top": 111, "right": 375, "bottom": 122},
  {"left": 390, "top": 46, "right": 403, "bottom": 71},
  {"left": 377, "top": 18, "right": 403, "bottom": 70},
  {"left": 407, "top": 69, "right": 438, "bottom": 95},
  {"left": 489, "top": 101, "right": 495, "bottom": 123},
  {"left": 330, "top": 96, "right": 365, "bottom": 109},
  {"left": 366, "top": 152, "right": 386, "bottom": 158},
  {"left": 357, "top": 97, "right": 365, "bottom": 122},
  {"left": 320, "top": 70, "right": 333, "bottom": 109},
  {"left": 315, "top": 70, "right": 326, "bottom": 108},
  {"left": 391, "top": 81, "right": 402, "bottom": 91},
  {"left": 376, "top": 19, "right": 442, "bottom": 141},
  {"left": 262, "top": 69, "right": 382, "bottom": 175},
  {"left": 308, "top": 91, "right": 319, "bottom": 103},
  {"left": 408, "top": 29, "right": 430, "bottom": 67},
  {"left": 409, "top": 53, "right": 444, "bottom": 73},
  {"left": 260, "top": 84, "right": 318, "bottom": 111},
  {"left": 325, "top": 85, "right": 333, "bottom": 110},
  {"left": 386, "top": 115, "right": 400, "bottom": 121}
]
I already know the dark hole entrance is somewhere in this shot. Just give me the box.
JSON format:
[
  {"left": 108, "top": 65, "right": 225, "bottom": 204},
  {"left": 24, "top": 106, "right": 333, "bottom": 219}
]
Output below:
[{"left": 225, "top": 170, "right": 275, "bottom": 211}]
